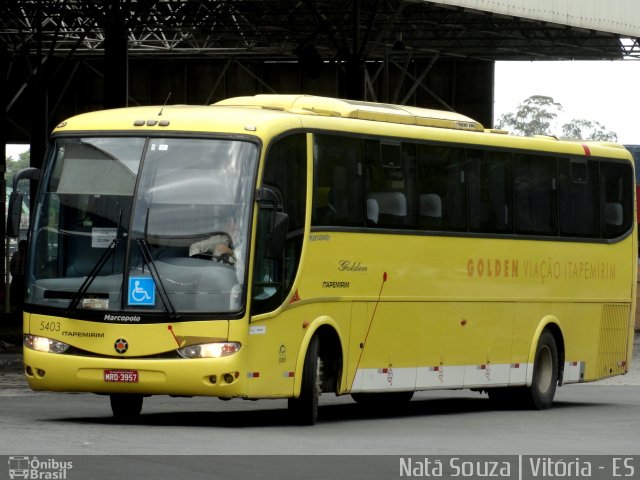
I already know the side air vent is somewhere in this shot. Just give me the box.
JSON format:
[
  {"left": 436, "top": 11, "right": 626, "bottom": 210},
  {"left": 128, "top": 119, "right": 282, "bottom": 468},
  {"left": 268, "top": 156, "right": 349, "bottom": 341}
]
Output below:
[{"left": 597, "top": 304, "right": 630, "bottom": 378}]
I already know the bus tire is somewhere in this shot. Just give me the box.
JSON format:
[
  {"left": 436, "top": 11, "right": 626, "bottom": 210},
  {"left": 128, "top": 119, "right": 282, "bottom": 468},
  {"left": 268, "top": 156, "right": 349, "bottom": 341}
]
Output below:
[
  {"left": 288, "top": 335, "right": 321, "bottom": 425},
  {"left": 488, "top": 330, "right": 558, "bottom": 410},
  {"left": 110, "top": 394, "right": 143, "bottom": 421},
  {"left": 523, "top": 330, "right": 558, "bottom": 409}
]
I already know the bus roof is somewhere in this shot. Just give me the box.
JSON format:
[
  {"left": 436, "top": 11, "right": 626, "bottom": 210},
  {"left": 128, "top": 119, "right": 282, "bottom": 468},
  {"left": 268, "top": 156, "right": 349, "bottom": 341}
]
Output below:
[
  {"left": 52, "top": 103, "right": 304, "bottom": 137},
  {"left": 214, "top": 94, "right": 484, "bottom": 132},
  {"left": 52, "top": 95, "right": 631, "bottom": 161}
]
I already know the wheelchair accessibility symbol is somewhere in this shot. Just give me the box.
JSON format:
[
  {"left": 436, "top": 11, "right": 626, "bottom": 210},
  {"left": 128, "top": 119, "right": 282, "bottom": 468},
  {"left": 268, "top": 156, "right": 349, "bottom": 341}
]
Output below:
[{"left": 128, "top": 277, "right": 156, "bottom": 306}]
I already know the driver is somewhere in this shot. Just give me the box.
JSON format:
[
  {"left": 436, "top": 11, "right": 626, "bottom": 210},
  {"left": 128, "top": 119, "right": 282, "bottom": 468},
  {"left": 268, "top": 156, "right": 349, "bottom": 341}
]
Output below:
[{"left": 189, "top": 217, "right": 238, "bottom": 266}]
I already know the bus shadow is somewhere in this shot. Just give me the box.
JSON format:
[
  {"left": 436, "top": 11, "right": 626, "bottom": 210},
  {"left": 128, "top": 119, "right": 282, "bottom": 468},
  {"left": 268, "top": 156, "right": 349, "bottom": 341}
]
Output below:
[
  {"left": 319, "top": 397, "right": 601, "bottom": 423},
  {"left": 52, "top": 395, "right": 603, "bottom": 428}
]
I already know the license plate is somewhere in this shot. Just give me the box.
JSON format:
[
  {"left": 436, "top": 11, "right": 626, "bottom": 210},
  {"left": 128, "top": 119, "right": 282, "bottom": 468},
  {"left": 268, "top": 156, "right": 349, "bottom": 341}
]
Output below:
[{"left": 104, "top": 369, "right": 139, "bottom": 383}]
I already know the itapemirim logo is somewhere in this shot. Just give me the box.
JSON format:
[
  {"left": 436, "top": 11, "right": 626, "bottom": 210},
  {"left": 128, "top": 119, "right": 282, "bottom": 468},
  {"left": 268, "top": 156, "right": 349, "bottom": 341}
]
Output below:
[{"left": 8, "top": 456, "right": 73, "bottom": 479}]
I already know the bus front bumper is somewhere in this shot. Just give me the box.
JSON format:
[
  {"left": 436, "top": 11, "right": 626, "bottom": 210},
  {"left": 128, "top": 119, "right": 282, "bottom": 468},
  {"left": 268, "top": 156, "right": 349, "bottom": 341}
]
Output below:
[{"left": 23, "top": 348, "right": 247, "bottom": 397}]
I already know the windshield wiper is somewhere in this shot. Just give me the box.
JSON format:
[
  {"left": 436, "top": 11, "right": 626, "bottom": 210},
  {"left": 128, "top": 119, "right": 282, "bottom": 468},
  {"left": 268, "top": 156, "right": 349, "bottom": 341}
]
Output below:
[
  {"left": 136, "top": 238, "right": 179, "bottom": 319},
  {"left": 136, "top": 207, "right": 180, "bottom": 319},
  {"left": 67, "top": 210, "right": 123, "bottom": 313}
]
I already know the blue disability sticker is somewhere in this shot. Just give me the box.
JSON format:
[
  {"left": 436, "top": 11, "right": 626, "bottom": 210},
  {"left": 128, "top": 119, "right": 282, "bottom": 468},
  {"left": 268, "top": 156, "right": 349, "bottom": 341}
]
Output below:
[{"left": 128, "top": 277, "right": 156, "bottom": 306}]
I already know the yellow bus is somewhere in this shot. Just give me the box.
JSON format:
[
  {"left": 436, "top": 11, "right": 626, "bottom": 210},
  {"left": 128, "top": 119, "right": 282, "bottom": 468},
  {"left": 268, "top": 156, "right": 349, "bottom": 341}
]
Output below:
[{"left": 9, "top": 95, "right": 636, "bottom": 425}]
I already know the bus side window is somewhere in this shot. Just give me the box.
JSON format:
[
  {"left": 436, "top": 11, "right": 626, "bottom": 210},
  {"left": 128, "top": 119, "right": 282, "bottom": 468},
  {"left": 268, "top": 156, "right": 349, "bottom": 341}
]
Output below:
[
  {"left": 514, "top": 154, "right": 557, "bottom": 236},
  {"left": 363, "top": 140, "right": 416, "bottom": 229},
  {"left": 312, "top": 134, "right": 364, "bottom": 227},
  {"left": 416, "top": 144, "right": 466, "bottom": 231},
  {"left": 600, "top": 161, "right": 634, "bottom": 239},
  {"left": 558, "top": 158, "right": 600, "bottom": 238},
  {"left": 468, "top": 149, "right": 513, "bottom": 234},
  {"left": 252, "top": 133, "right": 307, "bottom": 315}
]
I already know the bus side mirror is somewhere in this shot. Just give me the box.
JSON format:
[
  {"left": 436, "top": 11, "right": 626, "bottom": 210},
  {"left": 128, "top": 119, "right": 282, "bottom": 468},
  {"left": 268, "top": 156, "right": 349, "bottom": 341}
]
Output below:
[
  {"left": 256, "top": 187, "right": 289, "bottom": 260},
  {"left": 267, "top": 211, "right": 289, "bottom": 259},
  {"left": 6, "top": 191, "right": 23, "bottom": 238},
  {"left": 6, "top": 167, "right": 40, "bottom": 238}
]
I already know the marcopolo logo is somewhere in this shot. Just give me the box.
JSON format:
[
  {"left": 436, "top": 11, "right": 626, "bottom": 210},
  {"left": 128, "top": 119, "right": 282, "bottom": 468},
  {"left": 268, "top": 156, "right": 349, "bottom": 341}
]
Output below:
[
  {"left": 8, "top": 456, "right": 73, "bottom": 479},
  {"left": 103, "top": 314, "right": 141, "bottom": 323}
]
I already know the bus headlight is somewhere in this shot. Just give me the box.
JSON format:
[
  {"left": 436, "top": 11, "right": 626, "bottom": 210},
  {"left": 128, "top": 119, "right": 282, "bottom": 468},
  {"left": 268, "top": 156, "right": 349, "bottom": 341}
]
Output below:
[
  {"left": 177, "top": 342, "right": 241, "bottom": 359},
  {"left": 24, "top": 335, "right": 70, "bottom": 354}
]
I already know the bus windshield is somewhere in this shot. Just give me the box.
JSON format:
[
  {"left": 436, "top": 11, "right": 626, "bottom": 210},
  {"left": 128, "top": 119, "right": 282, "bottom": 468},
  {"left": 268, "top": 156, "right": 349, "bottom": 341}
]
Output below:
[{"left": 28, "top": 136, "right": 257, "bottom": 317}]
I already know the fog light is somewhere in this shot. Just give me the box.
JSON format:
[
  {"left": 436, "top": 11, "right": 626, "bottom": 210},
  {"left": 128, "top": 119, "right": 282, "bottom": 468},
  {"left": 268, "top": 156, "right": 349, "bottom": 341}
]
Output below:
[
  {"left": 223, "top": 373, "right": 234, "bottom": 384},
  {"left": 209, "top": 375, "right": 217, "bottom": 384}
]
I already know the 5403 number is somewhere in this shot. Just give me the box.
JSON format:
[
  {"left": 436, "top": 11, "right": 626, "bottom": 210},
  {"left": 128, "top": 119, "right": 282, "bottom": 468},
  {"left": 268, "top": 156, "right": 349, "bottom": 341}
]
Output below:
[{"left": 39, "top": 321, "right": 61, "bottom": 332}]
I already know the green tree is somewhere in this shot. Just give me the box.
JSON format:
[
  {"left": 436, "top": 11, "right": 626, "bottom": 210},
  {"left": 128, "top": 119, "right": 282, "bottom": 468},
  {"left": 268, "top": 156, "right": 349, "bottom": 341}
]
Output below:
[
  {"left": 497, "top": 95, "right": 619, "bottom": 141},
  {"left": 5, "top": 150, "right": 30, "bottom": 187},
  {"left": 496, "top": 95, "right": 562, "bottom": 136},
  {"left": 561, "top": 119, "right": 618, "bottom": 142}
]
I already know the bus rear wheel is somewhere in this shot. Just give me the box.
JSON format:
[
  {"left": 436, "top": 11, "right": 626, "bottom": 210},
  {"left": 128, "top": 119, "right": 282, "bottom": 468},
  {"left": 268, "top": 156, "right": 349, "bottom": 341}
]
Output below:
[
  {"left": 489, "top": 330, "right": 558, "bottom": 410},
  {"left": 524, "top": 330, "right": 558, "bottom": 409},
  {"left": 288, "top": 335, "right": 321, "bottom": 425},
  {"left": 110, "top": 394, "right": 144, "bottom": 421}
]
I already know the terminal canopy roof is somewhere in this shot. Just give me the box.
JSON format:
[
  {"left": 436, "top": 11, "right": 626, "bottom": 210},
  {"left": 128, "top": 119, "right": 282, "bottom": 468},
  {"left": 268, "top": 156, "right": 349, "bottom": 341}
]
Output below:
[{"left": 0, "top": 0, "right": 638, "bottom": 61}]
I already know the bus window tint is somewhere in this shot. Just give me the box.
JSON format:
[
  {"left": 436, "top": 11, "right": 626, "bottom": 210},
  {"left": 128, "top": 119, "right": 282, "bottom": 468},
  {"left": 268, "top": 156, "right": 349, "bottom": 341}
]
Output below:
[
  {"left": 416, "top": 145, "right": 466, "bottom": 231},
  {"left": 312, "top": 134, "right": 364, "bottom": 227},
  {"left": 514, "top": 154, "right": 557, "bottom": 236},
  {"left": 601, "top": 161, "right": 634, "bottom": 239},
  {"left": 467, "top": 149, "right": 513, "bottom": 234},
  {"left": 364, "top": 140, "right": 415, "bottom": 229},
  {"left": 253, "top": 133, "right": 307, "bottom": 314},
  {"left": 262, "top": 134, "right": 307, "bottom": 233},
  {"left": 558, "top": 159, "right": 600, "bottom": 238}
]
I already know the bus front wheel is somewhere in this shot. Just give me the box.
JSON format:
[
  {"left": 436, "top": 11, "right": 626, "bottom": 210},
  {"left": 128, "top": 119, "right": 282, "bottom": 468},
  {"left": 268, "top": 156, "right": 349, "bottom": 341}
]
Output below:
[
  {"left": 288, "top": 335, "right": 321, "bottom": 425},
  {"left": 110, "top": 394, "right": 144, "bottom": 421}
]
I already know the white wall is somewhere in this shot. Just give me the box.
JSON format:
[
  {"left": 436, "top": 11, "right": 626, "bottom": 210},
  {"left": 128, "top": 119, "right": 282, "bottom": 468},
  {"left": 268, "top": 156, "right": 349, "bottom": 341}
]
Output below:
[{"left": 429, "top": 0, "right": 640, "bottom": 37}]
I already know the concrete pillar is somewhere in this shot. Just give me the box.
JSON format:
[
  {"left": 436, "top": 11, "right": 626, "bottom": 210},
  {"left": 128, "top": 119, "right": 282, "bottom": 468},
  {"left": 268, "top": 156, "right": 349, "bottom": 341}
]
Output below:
[
  {"left": 343, "top": 0, "right": 365, "bottom": 100},
  {"left": 454, "top": 60, "right": 494, "bottom": 128},
  {"left": 344, "top": 60, "right": 365, "bottom": 100},
  {"left": 30, "top": 2, "right": 47, "bottom": 172},
  {"left": 103, "top": 0, "right": 129, "bottom": 109},
  {"left": 1, "top": 45, "right": 8, "bottom": 305},
  {"left": 29, "top": 66, "right": 48, "bottom": 171}
]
